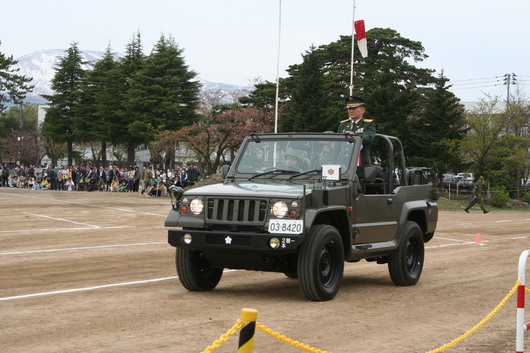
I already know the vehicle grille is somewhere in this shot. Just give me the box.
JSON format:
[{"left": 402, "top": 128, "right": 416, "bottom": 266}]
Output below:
[{"left": 206, "top": 198, "right": 268, "bottom": 224}]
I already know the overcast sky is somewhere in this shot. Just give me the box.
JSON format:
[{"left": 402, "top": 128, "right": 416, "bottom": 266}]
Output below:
[{"left": 2, "top": 0, "right": 529, "bottom": 102}]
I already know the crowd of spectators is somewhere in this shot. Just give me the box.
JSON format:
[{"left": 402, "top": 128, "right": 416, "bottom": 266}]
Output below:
[{"left": 0, "top": 163, "right": 202, "bottom": 197}]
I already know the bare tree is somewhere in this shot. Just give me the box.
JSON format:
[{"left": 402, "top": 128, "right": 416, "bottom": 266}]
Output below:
[{"left": 198, "top": 89, "right": 227, "bottom": 116}]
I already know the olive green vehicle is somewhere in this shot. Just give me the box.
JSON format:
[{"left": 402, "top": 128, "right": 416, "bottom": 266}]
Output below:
[{"left": 165, "top": 133, "right": 438, "bottom": 301}]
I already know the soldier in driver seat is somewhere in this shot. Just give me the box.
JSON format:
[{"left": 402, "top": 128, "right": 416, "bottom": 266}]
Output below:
[{"left": 284, "top": 148, "right": 308, "bottom": 172}]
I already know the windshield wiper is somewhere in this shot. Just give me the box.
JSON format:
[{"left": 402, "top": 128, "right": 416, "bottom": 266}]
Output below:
[
  {"left": 248, "top": 168, "right": 298, "bottom": 180},
  {"left": 286, "top": 168, "right": 322, "bottom": 180}
]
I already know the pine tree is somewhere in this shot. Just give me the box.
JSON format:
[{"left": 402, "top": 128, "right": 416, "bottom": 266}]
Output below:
[
  {"left": 0, "top": 42, "right": 33, "bottom": 113},
  {"left": 79, "top": 45, "right": 124, "bottom": 166},
  {"left": 116, "top": 32, "right": 147, "bottom": 165},
  {"left": 407, "top": 73, "right": 467, "bottom": 175},
  {"left": 42, "top": 42, "right": 86, "bottom": 165},
  {"left": 280, "top": 46, "right": 334, "bottom": 132},
  {"left": 239, "top": 80, "right": 278, "bottom": 111},
  {"left": 246, "top": 28, "right": 446, "bottom": 168},
  {"left": 126, "top": 34, "right": 200, "bottom": 165}
]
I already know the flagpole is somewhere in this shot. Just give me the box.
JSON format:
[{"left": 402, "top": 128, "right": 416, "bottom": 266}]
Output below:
[
  {"left": 349, "top": 0, "right": 356, "bottom": 96},
  {"left": 274, "top": 0, "right": 282, "bottom": 133}
]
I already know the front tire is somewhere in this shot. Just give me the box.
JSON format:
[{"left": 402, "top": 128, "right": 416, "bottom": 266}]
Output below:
[
  {"left": 298, "top": 224, "right": 344, "bottom": 301},
  {"left": 176, "top": 248, "right": 223, "bottom": 291},
  {"left": 388, "top": 221, "right": 424, "bottom": 286}
]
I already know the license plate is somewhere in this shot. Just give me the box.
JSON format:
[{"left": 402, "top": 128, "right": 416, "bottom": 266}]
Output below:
[{"left": 268, "top": 219, "right": 303, "bottom": 234}]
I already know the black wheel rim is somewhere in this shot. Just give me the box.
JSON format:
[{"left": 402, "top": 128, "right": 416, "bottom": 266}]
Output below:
[
  {"left": 197, "top": 253, "right": 214, "bottom": 277},
  {"left": 405, "top": 238, "right": 420, "bottom": 273},
  {"left": 319, "top": 242, "right": 336, "bottom": 287}
]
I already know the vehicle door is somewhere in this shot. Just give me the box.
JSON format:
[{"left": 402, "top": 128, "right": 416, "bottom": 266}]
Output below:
[{"left": 351, "top": 135, "right": 405, "bottom": 244}]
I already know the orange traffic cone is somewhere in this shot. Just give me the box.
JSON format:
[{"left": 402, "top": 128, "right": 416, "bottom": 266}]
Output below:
[{"left": 475, "top": 233, "right": 482, "bottom": 244}]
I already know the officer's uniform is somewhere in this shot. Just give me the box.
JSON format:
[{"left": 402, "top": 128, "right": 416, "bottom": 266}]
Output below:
[{"left": 336, "top": 96, "right": 376, "bottom": 166}]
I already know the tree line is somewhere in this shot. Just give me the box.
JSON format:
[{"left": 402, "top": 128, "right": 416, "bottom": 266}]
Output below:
[{"left": 0, "top": 29, "right": 529, "bottom": 197}]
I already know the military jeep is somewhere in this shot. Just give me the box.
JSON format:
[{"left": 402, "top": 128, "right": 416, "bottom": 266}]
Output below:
[{"left": 165, "top": 132, "right": 438, "bottom": 301}]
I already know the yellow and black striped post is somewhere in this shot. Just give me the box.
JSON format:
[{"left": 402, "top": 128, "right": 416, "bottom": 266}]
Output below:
[{"left": 238, "top": 308, "right": 258, "bottom": 353}]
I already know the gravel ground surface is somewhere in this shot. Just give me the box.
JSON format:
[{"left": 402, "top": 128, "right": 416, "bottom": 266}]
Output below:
[{"left": 1, "top": 188, "right": 530, "bottom": 353}]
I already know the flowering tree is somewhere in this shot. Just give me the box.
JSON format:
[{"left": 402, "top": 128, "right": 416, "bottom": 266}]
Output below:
[{"left": 155, "top": 107, "right": 274, "bottom": 174}]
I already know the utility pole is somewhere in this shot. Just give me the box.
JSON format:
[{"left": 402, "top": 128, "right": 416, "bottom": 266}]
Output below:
[
  {"left": 274, "top": 0, "right": 282, "bottom": 134},
  {"left": 18, "top": 102, "right": 24, "bottom": 165},
  {"left": 503, "top": 73, "right": 517, "bottom": 105}
]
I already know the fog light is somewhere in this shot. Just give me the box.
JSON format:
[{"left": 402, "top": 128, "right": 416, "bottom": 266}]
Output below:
[
  {"left": 269, "top": 237, "right": 280, "bottom": 249},
  {"left": 183, "top": 233, "right": 192, "bottom": 244}
]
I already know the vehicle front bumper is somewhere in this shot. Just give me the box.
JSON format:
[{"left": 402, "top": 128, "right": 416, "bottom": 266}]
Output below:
[{"left": 168, "top": 229, "right": 303, "bottom": 254}]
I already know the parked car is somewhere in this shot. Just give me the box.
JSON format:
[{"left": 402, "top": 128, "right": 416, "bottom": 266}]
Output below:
[
  {"left": 457, "top": 172, "right": 474, "bottom": 180},
  {"left": 457, "top": 178, "right": 474, "bottom": 192},
  {"left": 442, "top": 174, "right": 458, "bottom": 189}
]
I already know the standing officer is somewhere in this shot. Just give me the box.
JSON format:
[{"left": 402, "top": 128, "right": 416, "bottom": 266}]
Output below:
[
  {"left": 337, "top": 95, "right": 376, "bottom": 166},
  {"left": 465, "top": 176, "right": 489, "bottom": 214}
]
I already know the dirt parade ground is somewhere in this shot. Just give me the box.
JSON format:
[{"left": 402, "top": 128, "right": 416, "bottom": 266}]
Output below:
[{"left": 2, "top": 188, "right": 530, "bottom": 353}]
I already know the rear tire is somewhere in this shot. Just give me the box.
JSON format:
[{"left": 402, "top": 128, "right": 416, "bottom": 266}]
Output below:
[
  {"left": 298, "top": 224, "right": 344, "bottom": 301},
  {"left": 388, "top": 221, "right": 424, "bottom": 286},
  {"left": 176, "top": 249, "right": 223, "bottom": 291}
]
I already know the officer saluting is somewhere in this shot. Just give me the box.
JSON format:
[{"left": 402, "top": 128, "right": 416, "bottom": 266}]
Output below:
[{"left": 336, "top": 95, "right": 375, "bottom": 166}]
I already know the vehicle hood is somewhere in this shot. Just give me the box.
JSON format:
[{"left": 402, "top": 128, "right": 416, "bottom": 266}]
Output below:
[{"left": 182, "top": 180, "right": 316, "bottom": 199}]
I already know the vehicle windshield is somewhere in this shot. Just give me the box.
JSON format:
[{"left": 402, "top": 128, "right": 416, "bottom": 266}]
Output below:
[{"left": 235, "top": 138, "right": 355, "bottom": 176}]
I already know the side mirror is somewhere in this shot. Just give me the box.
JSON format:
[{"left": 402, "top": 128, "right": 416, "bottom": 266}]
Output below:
[
  {"left": 169, "top": 185, "right": 184, "bottom": 209},
  {"left": 221, "top": 164, "right": 231, "bottom": 178}
]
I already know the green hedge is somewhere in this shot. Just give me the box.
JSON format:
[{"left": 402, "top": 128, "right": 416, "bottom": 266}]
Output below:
[{"left": 491, "top": 186, "right": 510, "bottom": 208}]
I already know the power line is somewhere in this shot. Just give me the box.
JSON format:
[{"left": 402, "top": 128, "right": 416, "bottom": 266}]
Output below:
[
  {"left": 451, "top": 80, "right": 500, "bottom": 88},
  {"left": 451, "top": 84, "right": 500, "bottom": 90},
  {"left": 448, "top": 74, "right": 530, "bottom": 102},
  {"left": 450, "top": 76, "right": 501, "bottom": 83}
]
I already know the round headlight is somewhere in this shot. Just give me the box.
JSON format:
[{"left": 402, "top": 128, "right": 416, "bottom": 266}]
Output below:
[
  {"left": 189, "top": 198, "right": 204, "bottom": 215},
  {"left": 183, "top": 233, "right": 192, "bottom": 244},
  {"left": 271, "top": 200, "right": 288, "bottom": 218}
]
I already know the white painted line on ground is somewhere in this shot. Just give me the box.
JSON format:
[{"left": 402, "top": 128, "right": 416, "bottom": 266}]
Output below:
[
  {"left": 495, "top": 220, "right": 512, "bottom": 223},
  {"left": 427, "top": 234, "right": 529, "bottom": 249},
  {"left": 426, "top": 241, "right": 479, "bottom": 249},
  {"left": 435, "top": 236, "right": 471, "bottom": 243},
  {"left": 0, "top": 277, "right": 178, "bottom": 301},
  {"left": 0, "top": 226, "right": 134, "bottom": 234},
  {"left": 0, "top": 242, "right": 167, "bottom": 256},
  {"left": 24, "top": 212, "right": 100, "bottom": 228},
  {"left": 0, "top": 270, "right": 238, "bottom": 302},
  {"left": 0, "top": 191, "right": 167, "bottom": 217}
]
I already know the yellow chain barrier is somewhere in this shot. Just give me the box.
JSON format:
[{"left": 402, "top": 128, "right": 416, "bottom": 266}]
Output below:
[
  {"left": 256, "top": 322, "right": 329, "bottom": 353},
  {"left": 201, "top": 281, "right": 525, "bottom": 353},
  {"left": 425, "top": 281, "right": 520, "bottom": 353},
  {"left": 201, "top": 319, "right": 244, "bottom": 353}
]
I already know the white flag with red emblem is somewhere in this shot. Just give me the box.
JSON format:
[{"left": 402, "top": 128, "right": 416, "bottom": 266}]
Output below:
[{"left": 354, "top": 20, "right": 368, "bottom": 58}]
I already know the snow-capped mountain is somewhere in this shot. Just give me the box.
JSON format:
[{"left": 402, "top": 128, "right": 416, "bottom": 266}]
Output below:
[
  {"left": 14, "top": 49, "right": 106, "bottom": 102},
  {"left": 13, "top": 49, "right": 252, "bottom": 104}
]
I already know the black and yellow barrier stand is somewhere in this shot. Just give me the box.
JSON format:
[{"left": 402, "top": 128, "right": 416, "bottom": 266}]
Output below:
[{"left": 238, "top": 308, "right": 258, "bottom": 353}]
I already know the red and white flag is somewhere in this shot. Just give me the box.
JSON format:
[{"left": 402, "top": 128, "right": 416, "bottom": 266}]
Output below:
[{"left": 354, "top": 20, "right": 368, "bottom": 58}]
